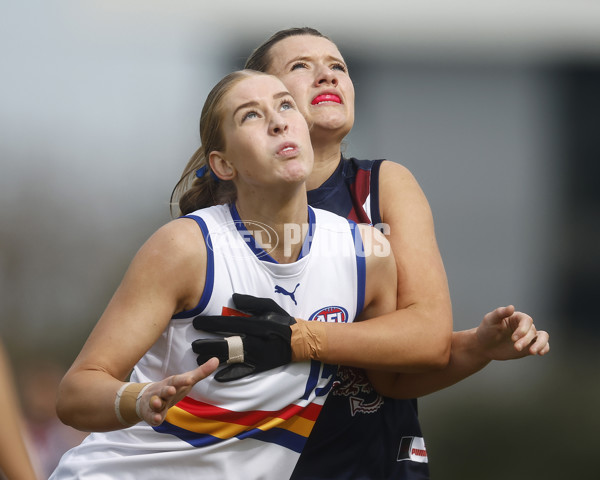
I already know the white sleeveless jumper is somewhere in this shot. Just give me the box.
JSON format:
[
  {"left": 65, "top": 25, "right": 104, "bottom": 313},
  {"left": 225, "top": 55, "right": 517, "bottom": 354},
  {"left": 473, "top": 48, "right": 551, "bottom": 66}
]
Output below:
[{"left": 50, "top": 204, "right": 366, "bottom": 480}]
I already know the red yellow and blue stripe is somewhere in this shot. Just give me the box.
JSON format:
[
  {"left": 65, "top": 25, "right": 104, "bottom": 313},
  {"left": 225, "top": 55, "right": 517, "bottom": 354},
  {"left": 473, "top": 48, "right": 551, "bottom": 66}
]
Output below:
[{"left": 153, "top": 396, "right": 322, "bottom": 453}]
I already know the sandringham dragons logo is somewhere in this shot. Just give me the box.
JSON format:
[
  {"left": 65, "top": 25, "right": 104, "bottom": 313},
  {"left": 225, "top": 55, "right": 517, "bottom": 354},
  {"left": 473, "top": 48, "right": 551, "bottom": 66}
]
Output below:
[{"left": 331, "top": 366, "right": 384, "bottom": 415}]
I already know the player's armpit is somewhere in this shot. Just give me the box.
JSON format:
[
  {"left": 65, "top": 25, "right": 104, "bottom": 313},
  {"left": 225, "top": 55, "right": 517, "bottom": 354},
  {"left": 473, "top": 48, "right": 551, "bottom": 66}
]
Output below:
[{"left": 355, "top": 224, "right": 397, "bottom": 323}]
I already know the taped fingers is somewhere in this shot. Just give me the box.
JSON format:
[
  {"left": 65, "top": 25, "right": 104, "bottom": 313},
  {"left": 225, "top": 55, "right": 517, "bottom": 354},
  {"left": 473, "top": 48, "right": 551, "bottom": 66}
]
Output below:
[
  {"left": 192, "top": 338, "right": 229, "bottom": 364},
  {"left": 192, "top": 336, "right": 245, "bottom": 365},
  {"left": 225, "top": 336, "right": 244, "bottom": 364},
  {"left": 193, "top": 331, "right": 293, "bottom": 382}
]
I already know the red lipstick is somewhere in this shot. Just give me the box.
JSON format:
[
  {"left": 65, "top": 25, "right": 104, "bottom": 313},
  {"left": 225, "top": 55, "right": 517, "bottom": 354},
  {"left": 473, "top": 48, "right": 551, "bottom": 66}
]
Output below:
[{"left": 311, "top": 94, "right": 341, "bottom": 105}]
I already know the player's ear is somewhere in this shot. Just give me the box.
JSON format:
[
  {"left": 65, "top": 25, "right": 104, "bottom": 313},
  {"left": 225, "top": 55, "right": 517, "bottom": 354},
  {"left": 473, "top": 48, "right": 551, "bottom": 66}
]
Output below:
[{"left": 209, "top": 151, "right": 236, "bottom": 181}]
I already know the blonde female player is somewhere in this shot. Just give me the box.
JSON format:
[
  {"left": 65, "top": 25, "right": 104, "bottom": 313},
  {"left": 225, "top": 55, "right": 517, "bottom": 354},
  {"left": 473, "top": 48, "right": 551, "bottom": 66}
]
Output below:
[{"left": 49, "top": 70, "right": 397, "bottom": 479}]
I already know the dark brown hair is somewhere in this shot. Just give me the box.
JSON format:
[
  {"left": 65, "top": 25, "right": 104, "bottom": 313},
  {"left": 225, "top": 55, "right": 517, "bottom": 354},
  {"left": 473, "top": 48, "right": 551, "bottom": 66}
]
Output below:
[
  {"left": 244, "top": 27, "right": 328, "bottom": 73},
  {"left": 171, "top": 70, "right": 265, "bottom": 216}
]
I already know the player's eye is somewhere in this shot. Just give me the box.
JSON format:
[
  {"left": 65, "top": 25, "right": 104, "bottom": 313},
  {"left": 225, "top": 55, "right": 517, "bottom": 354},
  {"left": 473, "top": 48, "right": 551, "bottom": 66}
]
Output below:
[
  {"left": 291, "top": 62, "right": 308, "bottom": 71},
  {"left": 279, "top": 98, "right": 295, "bottom": 111},
  {"left": 241, "top": 110, "right": 259, "bottom": 122}
]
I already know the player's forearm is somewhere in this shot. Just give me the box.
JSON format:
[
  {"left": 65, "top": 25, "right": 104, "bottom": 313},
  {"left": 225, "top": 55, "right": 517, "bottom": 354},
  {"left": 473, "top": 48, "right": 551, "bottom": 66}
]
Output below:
[
  {"left": 367, "top": 328, "right": 491, "bottom": 398},
  {"left": 291, "top": 305, "right": 452, "bottom": 373},
  {"left": 56, "top": 368, "right": 131, "bottom": 432}
]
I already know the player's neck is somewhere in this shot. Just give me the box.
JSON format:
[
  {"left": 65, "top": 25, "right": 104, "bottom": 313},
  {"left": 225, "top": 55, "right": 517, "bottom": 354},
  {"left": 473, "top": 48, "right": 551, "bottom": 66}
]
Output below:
[
  {"left": 307, "top": 143, "right": 342, "bottom": 191},
  {"left": 234, "top": 190, "right": 309, "bottom": 264}
]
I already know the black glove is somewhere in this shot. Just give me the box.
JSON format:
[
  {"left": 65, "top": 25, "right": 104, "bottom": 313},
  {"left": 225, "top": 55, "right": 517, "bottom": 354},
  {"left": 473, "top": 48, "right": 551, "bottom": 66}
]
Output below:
[{"left": 192, "top": 293, "right": 296, "bottom": 382}]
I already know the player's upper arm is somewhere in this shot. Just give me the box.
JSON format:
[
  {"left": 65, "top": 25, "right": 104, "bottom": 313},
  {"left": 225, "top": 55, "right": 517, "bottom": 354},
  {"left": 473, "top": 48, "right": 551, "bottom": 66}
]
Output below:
[
  {"left": 378, "top": 160, "right": 452, "bottom": 362},
  {"left": 69, "top": 217, "right": 208, "bottom": 381}
]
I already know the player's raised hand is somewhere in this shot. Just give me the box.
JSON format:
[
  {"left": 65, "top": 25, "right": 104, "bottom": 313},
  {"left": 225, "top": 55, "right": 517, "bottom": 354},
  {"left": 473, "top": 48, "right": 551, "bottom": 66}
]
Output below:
[
  {"left": 137, "top": 358, "right": 219, "bottom": 426},
  {"left": 476, "top": 305, "right": 550, "bottom": 361}
]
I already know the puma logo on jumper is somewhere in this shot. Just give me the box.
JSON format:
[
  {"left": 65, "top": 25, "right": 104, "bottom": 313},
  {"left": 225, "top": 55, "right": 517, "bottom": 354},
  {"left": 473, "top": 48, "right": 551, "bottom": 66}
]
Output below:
[{"left": 274, "top": 283, "right": 300, "bottom": 305}]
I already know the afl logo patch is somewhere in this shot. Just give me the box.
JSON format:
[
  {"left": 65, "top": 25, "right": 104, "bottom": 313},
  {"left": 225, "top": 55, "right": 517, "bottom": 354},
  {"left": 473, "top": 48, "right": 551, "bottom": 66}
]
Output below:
[{"left": 309, "top": 306, "right": 348, "bottom": 323}]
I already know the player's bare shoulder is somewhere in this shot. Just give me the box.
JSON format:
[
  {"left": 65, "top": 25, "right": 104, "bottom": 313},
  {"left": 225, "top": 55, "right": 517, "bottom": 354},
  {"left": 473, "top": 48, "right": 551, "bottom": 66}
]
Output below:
[
  {"left": 142, "top": 217, "right": 207, "bottom": 263},
  {"left": 378, "top": 161, "right": 430, "bottom": 223},
  {"left": 378, "top": 159, "right": 415, "bottom": 184},
  {"left": 130, "top": 216, "right": 209, "bottom": 300}
]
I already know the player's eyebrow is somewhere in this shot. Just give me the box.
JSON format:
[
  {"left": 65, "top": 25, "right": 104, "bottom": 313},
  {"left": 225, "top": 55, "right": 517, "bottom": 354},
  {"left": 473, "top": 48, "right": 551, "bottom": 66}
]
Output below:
[
  {"left": 232, "top": 100, "right": 258, "bottom": 118},
  {"left": 232, "top": 91, "right": 291, "bottom": 118},
  {"left": 285, "top": 54, "right": 345, "bottom": 68},
  {"left": 272, "top": 91, "right": 291, "bottom": 101}
]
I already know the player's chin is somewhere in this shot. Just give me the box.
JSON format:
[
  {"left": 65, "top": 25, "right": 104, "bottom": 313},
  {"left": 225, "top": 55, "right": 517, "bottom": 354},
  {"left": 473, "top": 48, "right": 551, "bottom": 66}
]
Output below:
[{"left": 280, "top": 163, "right": 311, "bottom": 183}]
